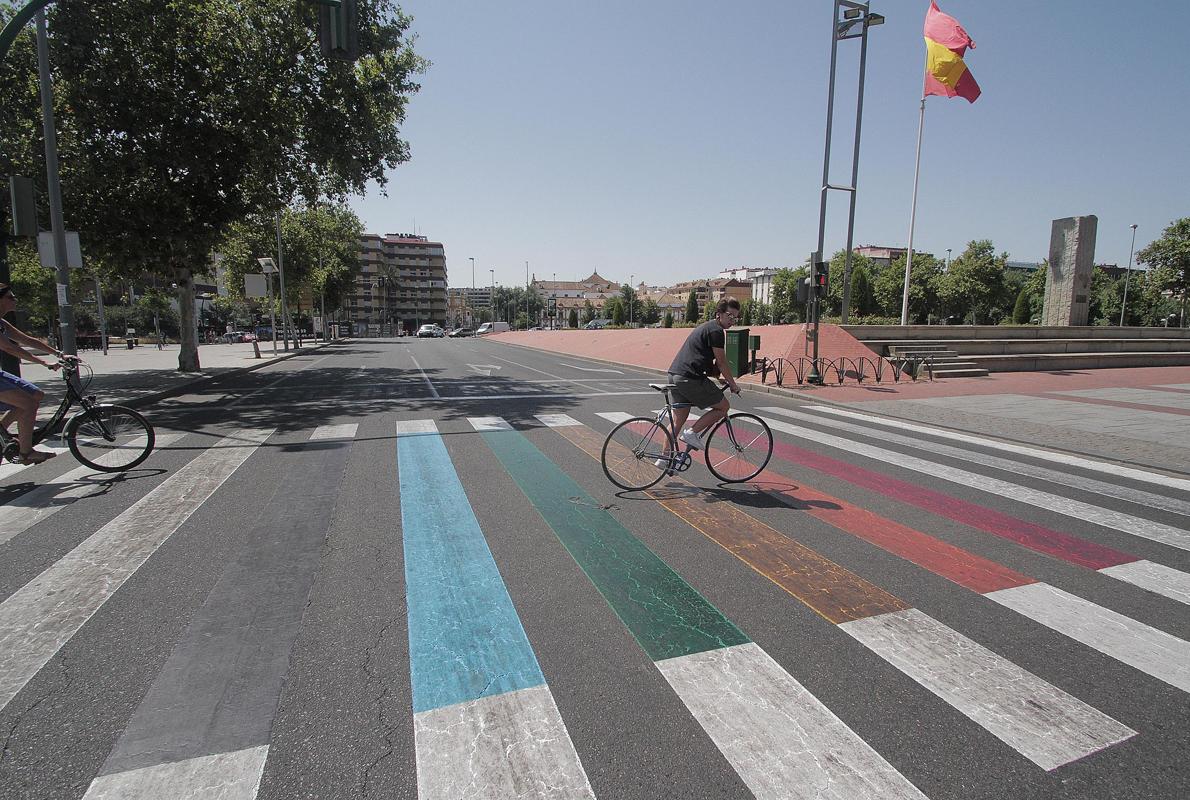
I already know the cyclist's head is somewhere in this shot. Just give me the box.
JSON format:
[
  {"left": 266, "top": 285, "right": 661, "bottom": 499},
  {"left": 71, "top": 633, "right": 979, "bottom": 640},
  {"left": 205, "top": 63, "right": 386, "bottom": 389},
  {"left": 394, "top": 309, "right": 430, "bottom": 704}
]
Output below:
[
  {"left": 0, "top": 284, "right": 12, "bottom": 308},
  {"left": 714, "top": 298, "right": 741, "bottom": 327}
]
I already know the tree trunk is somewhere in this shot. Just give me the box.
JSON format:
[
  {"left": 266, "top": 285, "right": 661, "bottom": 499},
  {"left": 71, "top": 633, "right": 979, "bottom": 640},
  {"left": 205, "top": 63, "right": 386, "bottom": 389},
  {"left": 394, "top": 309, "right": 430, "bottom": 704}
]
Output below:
[{"left": 175, "top": 266, "right": 201, "bottom": 371}]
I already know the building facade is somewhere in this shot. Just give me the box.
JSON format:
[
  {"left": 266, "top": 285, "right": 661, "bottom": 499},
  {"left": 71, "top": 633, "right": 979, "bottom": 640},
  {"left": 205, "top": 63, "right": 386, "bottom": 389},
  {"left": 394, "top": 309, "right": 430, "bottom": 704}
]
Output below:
[
  {"left": 354, "top": 233, "right": 447, "bottom": 334},
  {"left": 717, "top": 267, "right": 779, "bottom": 305}
]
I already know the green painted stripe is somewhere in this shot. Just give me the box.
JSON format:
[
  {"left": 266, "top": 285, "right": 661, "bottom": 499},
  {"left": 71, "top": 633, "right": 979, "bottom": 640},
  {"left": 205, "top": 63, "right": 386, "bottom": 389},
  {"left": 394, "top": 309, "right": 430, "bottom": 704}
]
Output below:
[{"left": 480, "top": 429, "right": 749, "bottom": 662}]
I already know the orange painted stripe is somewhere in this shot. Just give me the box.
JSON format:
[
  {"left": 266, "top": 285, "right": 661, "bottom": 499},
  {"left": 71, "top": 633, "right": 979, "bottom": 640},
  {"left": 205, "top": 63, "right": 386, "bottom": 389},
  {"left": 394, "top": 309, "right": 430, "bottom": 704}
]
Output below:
[{"left": 556, "top": 424, "right": 908, "bottom": 624}]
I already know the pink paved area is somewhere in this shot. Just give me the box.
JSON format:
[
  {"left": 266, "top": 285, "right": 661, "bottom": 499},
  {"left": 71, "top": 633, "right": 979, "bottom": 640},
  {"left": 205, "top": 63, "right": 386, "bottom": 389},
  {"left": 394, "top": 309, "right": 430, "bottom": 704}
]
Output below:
[{"left": 493, "top": 326, "right": 1190, "bottom": 409}]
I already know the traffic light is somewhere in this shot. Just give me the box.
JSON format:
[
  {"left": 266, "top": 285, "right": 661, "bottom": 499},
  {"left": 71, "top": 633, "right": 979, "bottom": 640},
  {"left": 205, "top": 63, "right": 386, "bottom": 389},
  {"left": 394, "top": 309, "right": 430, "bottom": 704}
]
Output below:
[
  {"left": 318, "top": 0, "right": 359, "bottom": 62},
  {"left": 796, "top": 276, "right": 810, "bottom": 304},
  {"left": 814, "top": 261, "right": 829, "bottom": 297}
]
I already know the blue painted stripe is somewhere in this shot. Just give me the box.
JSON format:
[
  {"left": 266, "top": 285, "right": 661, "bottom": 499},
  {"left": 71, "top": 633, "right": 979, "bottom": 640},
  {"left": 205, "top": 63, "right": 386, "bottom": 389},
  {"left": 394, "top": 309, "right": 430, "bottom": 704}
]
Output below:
[{"left": 398, "top": 425, "right": 546, "bottom": 713}]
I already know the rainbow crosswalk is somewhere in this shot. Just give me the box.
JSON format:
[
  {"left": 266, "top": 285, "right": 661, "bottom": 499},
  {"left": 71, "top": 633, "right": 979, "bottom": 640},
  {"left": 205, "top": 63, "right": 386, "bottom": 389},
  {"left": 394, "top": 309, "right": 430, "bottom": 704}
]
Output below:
[{"left": 0, "top": 403, "right": 1187, "bottom": 799}]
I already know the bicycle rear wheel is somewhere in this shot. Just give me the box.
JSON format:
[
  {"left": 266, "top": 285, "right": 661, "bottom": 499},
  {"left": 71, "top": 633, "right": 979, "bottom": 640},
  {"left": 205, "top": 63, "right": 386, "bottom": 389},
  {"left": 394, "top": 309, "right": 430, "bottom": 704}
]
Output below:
[
  {"left": 705, "top": 412, "right": 773, "bottom": 483},
  {"left": 601, "top": 417, "right": 676, "bottom": 491},
  {"left": 65, "top": 404, "right": 155, "bottom": 472}
]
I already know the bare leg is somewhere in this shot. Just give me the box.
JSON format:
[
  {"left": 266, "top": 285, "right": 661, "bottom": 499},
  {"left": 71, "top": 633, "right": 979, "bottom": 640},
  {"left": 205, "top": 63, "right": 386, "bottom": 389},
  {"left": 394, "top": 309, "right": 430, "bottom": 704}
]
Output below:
[
  {"left": 0, "top": 388, "right": 46, "bottom": 458},
  {"left": 690, "top": 397, "right": 730, "bottom": 436}
]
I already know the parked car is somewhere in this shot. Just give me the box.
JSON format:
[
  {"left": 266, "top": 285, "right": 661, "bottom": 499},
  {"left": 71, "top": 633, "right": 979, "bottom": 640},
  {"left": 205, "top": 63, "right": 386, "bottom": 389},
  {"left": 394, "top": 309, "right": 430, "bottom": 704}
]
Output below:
[
  {"left": 475, "top": 321, "right": 510, "bottom": 335},
  {"left": 417, "top": 324, "right": 446, "bottom": 338},
  {"left": 448, "top": 328, "right": 474, "bottom": 337},
  {"left": 584, "top": 318, "right": 611, "bottom": 330},
  {"left": 218, "top": 331, "right": 245, "bottom": 343}
]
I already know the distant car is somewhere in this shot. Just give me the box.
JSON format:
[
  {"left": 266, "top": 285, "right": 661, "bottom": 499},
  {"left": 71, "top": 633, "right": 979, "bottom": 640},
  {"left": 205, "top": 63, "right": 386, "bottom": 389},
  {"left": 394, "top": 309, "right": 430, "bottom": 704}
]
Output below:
[
  {"left": 475, "top": 321, "right": 510, "bottom": 335},
  {"left": 417, "top": 324, "right": 445, "bottom": 338},
  {"left": 584, "top": 319, "right": 611, "bottom": 330},
  {"left": 240, "top": 332, "right": 258, "bottom": 342},
  {"left": 218, "top": 332, "right": 245, "bottom": 343},
  {"left": 449, "top": 328, "right": 474, "bottom": 337}
]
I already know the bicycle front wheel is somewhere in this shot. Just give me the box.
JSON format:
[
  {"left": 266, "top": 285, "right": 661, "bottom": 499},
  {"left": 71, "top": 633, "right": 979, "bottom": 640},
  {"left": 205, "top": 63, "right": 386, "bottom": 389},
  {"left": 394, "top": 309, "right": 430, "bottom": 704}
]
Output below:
[
  {"left": 705, "top": 412, "right": 773, "bottom": 483},
  {"left": 65, "top": 404, "right": 155, "bottom": 472},
  {"left": 601, "top": 417, "right": 676, "bottom": 491}
]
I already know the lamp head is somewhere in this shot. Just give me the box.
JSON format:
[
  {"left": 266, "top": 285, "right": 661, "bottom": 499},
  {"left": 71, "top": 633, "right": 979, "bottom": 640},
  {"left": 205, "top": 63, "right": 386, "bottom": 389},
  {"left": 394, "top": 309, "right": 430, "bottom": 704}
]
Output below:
[{"left": 867, "top": 13, "right": 885, "bottom": 26}]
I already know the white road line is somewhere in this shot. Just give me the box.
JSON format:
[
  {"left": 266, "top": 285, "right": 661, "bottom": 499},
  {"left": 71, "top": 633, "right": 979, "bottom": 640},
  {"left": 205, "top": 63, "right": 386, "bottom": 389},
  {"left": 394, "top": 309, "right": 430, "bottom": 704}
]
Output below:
[
  {"left": 766, "top": 406, "right": 1190, "bottom": 518},
  {"left": 985, "top": 582, "right": 1190, "bottom": 693},
  {"left": 468, "top": 416, "right": 514, "bottom": 432},
  {"left": 485, "top": 354, "right": 615, "bottom": 393},
  {"left": 657, "top": 642, "right": 928, "bottom": 799},
  {"left": 409, "top": 354, "right": 440, "bottom": 398},
  {"left": 840, "top": 608, "right": 1135, "bottom": 770},
  {"left": 308, "top": 423, "right": 358, "bottom": 441},
  {"left": 0, "top": 429, "right": 273, "bottom": 713},
  {"left": 558, "top": 362, "right": 623, "bottom": 374},
  {"left": 437, "top": 391, "right": 653, "bottom": 401},
  {"left": 413, "top": 686, "right": 595, "bottom": 799},
  {"left": 0, "top": 433, "right": 186, "bottom": 546},
  {"left": 757, "top": 411, "right": 1190, "bottom": 553},
  {"left": 801, "top": 405, "right": 1190, "bottom": 493},
  {"left": 82, "top": 744, "right": 268, "bottom": 800},
  {"left": 1098, "top": 560, "right": 1190, "bottom": 607},
  {"left": 534, "top": 414, "right": 582, "bottom": 428},
  {"left": 395, "top": 419, "right": 439, "bottom": 436},
  {"left": 596, "top": 412, "right": 633, "bottom": 424}
]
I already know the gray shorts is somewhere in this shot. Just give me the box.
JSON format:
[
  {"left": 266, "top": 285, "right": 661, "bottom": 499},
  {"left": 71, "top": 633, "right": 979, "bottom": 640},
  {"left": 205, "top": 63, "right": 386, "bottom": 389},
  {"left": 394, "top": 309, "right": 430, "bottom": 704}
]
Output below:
[{"left": 668, "top": 374, "right": 724, "bottom": 409}]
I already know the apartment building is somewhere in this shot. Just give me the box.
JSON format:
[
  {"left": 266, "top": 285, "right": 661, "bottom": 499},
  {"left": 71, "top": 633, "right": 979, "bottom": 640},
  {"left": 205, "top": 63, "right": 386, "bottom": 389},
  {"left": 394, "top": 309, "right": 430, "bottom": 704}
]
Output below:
[{"left": 354, "top": 233, "right": 447, "bottom": 334}]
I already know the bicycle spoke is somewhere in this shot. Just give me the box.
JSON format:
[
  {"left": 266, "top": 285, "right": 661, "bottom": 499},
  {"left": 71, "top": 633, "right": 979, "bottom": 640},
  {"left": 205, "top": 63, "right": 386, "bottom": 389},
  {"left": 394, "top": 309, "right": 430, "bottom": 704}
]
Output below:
[{"left": 705, "top": 413, "right": 773, "bottom": 483}]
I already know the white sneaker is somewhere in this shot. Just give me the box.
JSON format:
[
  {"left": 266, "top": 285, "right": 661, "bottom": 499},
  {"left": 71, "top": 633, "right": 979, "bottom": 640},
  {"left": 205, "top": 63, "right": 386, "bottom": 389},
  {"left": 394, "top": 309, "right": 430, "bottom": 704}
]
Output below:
[{"left": 679, "top": 428, "right": 705, "bottom": 450}]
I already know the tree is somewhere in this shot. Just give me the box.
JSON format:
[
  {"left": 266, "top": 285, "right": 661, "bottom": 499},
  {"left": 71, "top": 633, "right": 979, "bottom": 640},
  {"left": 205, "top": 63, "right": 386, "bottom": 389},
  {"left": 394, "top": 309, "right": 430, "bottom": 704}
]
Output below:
[
  {"left": 934, "top": 241, "right": 1011, "bottom": 324},
  {"left": 1012, "top": 288, "right": 1032, "bottom": 324},
  {"left": 740, "top": 299, "right": 753, "bottom": 326},
  {"left": 663, "top": 311, "right": 673, "bottom": 328},
  {"left": 607, "top": 297, "right": 625, "bottom": 326},
  {"left": 874, "top": 253, "right": 943, "bottom": 323},
  {"left": 1, "top": 1, "right": 426, "bottom": 370},
  {"left": 769, "top": 267, "right": 806, "bottom": 324},
  {"left": 684, "top": 290, "right": 698, "bottom": 324},
  {"left": 849, "top": 265, "right": 876, "bottom": 317},
  {"left": 582, "top": 299, "right": 595, "bottom": 324},
  {"left": 568, "top": 308, "right": 579, "bottom": 328},
  {"left": 641, "top": 299, "right": 660, "bottom": 325},
  {"left": 1136, "top": 218, "right": 1190, "bottom": 326}
]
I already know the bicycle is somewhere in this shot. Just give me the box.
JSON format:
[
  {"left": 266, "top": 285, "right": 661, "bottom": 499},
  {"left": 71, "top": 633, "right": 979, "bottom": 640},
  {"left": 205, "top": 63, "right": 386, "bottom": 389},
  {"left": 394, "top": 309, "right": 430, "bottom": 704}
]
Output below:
[
  {"left": 0, "top": 356, "right": 155, "bottom": 472},
  {"left": 600, "top": 382, "right": 773, "bottom": 491}
]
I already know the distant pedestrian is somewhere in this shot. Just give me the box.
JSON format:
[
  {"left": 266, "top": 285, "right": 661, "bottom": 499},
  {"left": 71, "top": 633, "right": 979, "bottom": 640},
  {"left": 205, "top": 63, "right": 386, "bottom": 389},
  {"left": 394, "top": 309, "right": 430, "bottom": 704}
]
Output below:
[{"left": 0, "top": 284, "right": 65, "bottom": 464}]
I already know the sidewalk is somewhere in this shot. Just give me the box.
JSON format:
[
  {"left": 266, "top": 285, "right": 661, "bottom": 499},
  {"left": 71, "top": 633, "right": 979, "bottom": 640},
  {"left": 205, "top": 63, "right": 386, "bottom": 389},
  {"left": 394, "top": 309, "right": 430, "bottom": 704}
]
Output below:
[
  {"left": 495, "top": 329, "right": 1190, "bottom": 475},
  {"left": 19, "top": 338, "right": 335, "bottom": 418}
]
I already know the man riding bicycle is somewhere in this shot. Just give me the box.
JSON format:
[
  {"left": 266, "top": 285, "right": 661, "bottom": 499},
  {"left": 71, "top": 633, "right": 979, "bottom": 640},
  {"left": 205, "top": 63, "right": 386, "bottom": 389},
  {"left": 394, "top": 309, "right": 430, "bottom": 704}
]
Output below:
[
  {"left": 0, "top": 284, "right": 66, "bottom": 464},
  {"left": 666, "top": 297, "right": 742, "bottom": 450}
]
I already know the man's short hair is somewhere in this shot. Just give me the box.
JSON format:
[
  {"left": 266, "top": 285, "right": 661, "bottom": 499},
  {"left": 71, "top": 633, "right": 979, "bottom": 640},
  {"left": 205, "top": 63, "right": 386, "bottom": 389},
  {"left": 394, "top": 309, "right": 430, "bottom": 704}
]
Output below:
[{"left": 715, "top": 298, "right": 741, "bottom": 316}]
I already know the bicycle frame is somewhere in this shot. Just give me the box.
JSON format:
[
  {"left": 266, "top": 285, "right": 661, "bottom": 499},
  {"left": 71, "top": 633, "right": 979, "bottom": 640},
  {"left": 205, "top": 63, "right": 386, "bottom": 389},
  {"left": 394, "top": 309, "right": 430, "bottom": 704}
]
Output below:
[{"left": 0, "top": 363, "right": 103, "bottom": 451}]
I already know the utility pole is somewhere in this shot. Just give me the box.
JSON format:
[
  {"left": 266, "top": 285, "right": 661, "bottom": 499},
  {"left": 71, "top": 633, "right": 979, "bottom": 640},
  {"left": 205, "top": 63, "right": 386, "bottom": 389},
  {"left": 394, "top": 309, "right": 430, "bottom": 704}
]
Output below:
[{"left": 275, "top": 213, "right": 290, "bottom": 350}]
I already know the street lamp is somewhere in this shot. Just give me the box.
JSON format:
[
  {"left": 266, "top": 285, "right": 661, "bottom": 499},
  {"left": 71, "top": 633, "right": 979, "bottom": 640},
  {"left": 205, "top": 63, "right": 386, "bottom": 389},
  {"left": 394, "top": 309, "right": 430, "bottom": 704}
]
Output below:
[
  {"left": 1120, "top": 223, "right": 1139, "bottom": 327},
  {"left": 946, "top": 248, "right": 952, "bottom": 269},
  {"left": 489, "top": 269, "right": 495, "bottom": 323},
  {"left": 629, "top": 273, "right": 634, "bottom": 327}
]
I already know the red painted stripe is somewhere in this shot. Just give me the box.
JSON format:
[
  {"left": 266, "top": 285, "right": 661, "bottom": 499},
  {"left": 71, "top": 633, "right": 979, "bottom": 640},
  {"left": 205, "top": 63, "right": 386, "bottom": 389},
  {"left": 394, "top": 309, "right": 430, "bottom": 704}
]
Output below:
[{"left": 768, "top": 441, "right": 1137, "bottom": 571}]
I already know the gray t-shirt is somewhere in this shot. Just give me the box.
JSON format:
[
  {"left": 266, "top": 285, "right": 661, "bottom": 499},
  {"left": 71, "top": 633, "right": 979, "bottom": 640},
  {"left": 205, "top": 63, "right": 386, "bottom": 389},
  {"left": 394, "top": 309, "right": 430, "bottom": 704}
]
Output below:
[{"left": 668, "top": 320, "right": 726, "bottom": 379}]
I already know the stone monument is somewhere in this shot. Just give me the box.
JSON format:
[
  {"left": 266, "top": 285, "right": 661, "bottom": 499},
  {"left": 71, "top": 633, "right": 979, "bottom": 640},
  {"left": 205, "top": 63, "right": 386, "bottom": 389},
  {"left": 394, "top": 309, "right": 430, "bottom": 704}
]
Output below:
[{"left": 1042, "top": 215, "right": 1097, "bottom": 326}]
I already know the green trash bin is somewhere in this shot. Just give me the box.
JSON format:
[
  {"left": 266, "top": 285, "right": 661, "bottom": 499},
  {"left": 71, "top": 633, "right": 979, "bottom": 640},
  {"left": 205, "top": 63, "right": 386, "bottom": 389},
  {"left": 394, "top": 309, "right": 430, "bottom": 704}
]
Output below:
[{"left": 724, "top": 327, "right": 750, "bottom": 378}]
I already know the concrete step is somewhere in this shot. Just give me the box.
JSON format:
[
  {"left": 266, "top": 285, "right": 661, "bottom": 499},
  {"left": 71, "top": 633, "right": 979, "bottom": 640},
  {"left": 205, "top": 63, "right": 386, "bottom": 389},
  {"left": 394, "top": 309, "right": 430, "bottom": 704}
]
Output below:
[
  {"left": 931, "top": 367, "right": 990, "bottom": 378},
  {"left": 889, "top": 349, "right": 960, "bottom": 359}
]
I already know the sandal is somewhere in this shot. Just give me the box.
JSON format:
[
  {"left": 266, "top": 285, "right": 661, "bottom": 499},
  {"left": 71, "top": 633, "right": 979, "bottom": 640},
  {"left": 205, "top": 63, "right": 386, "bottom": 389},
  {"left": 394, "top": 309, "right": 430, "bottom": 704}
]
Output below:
[{"left": 18, "top": 450, "right": 56, "bottom": 465}]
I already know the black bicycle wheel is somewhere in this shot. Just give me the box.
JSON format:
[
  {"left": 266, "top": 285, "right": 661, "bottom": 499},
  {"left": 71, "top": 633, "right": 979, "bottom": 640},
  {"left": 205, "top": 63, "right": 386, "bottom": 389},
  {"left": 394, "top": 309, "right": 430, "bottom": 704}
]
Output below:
[
  {"left": 65, "top": 404, "right": 155, "bottom": 472},
  {"left": 601, "top": 417, "right": 676, "bottom": 491},
  {"left": 705, "top": 412, "right": 773, "bottom": 483}
]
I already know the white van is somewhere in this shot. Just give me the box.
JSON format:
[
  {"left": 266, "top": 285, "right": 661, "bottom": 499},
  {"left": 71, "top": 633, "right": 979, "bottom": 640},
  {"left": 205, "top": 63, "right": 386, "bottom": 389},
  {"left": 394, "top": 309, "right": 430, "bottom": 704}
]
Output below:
[{"left": 476, "top": 321, "right": 510, "bottom": 335}]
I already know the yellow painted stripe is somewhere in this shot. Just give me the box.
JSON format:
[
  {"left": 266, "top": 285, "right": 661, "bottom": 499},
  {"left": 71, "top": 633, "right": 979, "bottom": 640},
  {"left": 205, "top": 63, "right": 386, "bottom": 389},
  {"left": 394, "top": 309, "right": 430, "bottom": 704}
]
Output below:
[
  {"left": 556, "top": 424, "right": 908, "bottom": 624},
  {"left": 925, "top": 36, "right": 968, "bottom": 89}
]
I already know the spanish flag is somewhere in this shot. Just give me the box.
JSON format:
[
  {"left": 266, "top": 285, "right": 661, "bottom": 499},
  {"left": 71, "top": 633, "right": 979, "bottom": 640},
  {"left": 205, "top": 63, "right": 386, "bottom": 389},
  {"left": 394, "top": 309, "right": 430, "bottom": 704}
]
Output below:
[{"left": 923, "top": 1, "right": 980, "bottom": 103}]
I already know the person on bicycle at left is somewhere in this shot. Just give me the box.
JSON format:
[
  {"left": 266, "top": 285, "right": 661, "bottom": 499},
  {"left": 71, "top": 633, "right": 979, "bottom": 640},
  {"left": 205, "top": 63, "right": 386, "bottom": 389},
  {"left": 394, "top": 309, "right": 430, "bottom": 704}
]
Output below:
[
  {"left": 0, "top": 283, "right": 66, "bottom": 464},
  {"left": 665, "top": 297, "right": 742, "bottom": 451}
]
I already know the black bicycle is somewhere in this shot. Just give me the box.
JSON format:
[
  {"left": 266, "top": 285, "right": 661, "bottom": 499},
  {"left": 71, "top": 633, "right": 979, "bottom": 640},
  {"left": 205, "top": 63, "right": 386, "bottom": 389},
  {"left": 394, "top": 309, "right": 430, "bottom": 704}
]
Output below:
[
  {"left": 600, "top": 382, "right": 773, "bottom": 491},
  {"left": 0, "top": 357, "right": 155, "bottom": 472}
]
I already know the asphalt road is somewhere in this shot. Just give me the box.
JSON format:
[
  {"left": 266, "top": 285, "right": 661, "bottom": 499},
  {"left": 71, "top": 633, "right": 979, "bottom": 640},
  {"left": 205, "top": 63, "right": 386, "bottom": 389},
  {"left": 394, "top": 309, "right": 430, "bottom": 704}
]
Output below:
[{"left": 1, "top": 337, "right": 1187, "bottom": 800}]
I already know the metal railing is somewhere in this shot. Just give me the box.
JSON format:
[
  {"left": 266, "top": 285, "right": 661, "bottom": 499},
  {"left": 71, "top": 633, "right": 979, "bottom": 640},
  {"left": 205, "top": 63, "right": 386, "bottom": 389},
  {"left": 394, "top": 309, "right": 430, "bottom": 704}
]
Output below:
[{"left": 753, "top": 355, "right": 933, "bottom": 387}]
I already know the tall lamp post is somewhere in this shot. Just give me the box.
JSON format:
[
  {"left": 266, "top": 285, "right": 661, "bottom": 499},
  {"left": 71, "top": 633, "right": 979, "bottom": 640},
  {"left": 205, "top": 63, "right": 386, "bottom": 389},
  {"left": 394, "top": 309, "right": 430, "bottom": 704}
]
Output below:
[
  {"left": 489, "top": 269, "right": 495, "bottom": 323},
  {"left": 1119, "top": 223, "right": 1139, "bottom": 327},
  {"left": 468, "top": 257, "right": 475, "bottom": 327}
]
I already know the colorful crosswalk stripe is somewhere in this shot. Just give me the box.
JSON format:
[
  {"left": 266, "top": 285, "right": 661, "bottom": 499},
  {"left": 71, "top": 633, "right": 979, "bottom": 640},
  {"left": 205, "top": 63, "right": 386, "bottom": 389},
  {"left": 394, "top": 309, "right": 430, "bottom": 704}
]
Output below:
[
  {"left": 570, "top": 416, "right": 1135, "bottom": 770},
  {"left": 0, "top": 428, "right": 273, "bottom": 713},
  {"left": 758, "top": 410, "right": 1190, "bottom": 552},
  {"left": 397, "top": 420, "right": 594, "bottom": 798},
  {"left": 986, "top": 583, "right": 1190, "bottom": 693},
  {"left": 475, "top": 417, "right": 929, "bottom": 797}
]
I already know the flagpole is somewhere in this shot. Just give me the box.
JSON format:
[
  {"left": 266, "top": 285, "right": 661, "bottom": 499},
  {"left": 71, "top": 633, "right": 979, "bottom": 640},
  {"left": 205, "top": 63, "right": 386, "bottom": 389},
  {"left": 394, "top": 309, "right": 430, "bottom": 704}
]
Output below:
[{"left": 901, "top": 96, "right": 927, "bottom": 326}]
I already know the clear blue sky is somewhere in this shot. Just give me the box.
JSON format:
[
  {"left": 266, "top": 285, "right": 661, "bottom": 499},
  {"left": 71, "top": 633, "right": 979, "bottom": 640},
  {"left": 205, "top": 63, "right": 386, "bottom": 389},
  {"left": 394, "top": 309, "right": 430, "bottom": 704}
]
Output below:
[{"left": 350, "top": 0, "right": 1190, "bottom": 289}]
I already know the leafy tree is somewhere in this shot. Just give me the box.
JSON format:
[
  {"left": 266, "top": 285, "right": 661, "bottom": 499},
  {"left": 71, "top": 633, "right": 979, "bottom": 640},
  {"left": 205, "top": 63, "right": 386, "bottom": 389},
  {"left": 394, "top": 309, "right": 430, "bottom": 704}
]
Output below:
[
  {"left": 641, "top": 298, "right": 660, "bottom": 325},
  {"left": 849, "top": 265, "right": 876, "bottom": 317},
  {"left": 663, "top": 311, "right": 673, "bottom": 328},
  {"left": 684, "top": 290, "right": 698, "bottom": 323},
  {"left": 1012, "top": 287, "right": 1032, "bottom": 324},
  {"left": 1, "top": 0, "right": 426, "bottom": 370},
  {"left": 606, "top": 297, "right": 625, "bottom": 325},
  {"left": 875, "top": 253, "right": 943, "bottom": 323},
  {"left": 1136, "top": 218, "right": 1190, "bottom": 326},
  {"left": 568, "top": 308, "right": 579, "bottom": 328},
  {"left": 740, "top": 299, "right": 753, "bottom": 326},
  {"left": 582, "top": 299, "right": 595, "bottom": 324},
  {"left": 769, "top": 267, "right": 806, "bottom": 324},
  {"left": 934, "top": 241, "right": 1011, "bottom": 324}
]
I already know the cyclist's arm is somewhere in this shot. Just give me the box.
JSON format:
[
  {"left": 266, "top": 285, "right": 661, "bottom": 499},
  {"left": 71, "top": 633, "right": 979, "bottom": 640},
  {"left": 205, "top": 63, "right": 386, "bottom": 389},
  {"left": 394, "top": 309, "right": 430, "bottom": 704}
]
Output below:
[
  {"left": 1, "top": 323, "right": 61, "bottom": 360},
  {"left": 711, "top": 346, "right": 739, "bottom": 393}
]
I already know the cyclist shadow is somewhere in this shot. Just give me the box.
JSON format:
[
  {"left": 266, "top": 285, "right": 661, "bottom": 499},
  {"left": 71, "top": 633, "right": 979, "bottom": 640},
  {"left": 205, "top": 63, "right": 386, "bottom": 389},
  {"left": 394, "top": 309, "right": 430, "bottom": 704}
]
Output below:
[{"left": 644, "top": 480, "right": 843, "bottom": 512}]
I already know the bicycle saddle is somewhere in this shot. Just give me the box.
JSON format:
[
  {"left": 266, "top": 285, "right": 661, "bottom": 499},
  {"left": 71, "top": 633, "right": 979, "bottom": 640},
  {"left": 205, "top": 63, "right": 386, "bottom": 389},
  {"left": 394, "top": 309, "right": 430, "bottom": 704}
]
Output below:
[{"left": 649, "top": 383, "right": 676, "bottom": 392}]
